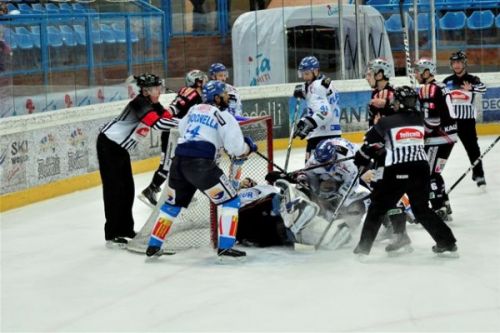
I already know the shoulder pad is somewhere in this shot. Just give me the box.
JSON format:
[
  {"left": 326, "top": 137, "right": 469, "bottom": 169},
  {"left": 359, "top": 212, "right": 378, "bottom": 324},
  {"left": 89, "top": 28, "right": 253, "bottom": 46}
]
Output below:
[{"left": 321, "top": 77, "right": 332, "bottom": 88}]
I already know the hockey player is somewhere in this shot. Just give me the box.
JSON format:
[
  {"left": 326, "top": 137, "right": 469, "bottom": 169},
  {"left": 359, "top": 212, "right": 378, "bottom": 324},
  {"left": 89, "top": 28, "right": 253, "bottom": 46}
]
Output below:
[
  {"left": 236, "top": 178, "right": 291, "bottom": 247},
  {"left": 145, "top": 80, "right": 258, "bottom": 259},
  {"left": 208, "top": 62, "right": 245, "bottom": 120},
  {"left": 292, "top": 56, "right": 341, "bottom": 162},
  {"left": 97, "top": 74, "right": 177, "bottom": 248},
  {"left": 415, "top": 58, "right": 457, "bottom": 221},
  {"left": 443, "top": 50, "right": 487, "bottom": 188},
  {"left": 353, "top": 86, "right": 458, "bottom": 257},
  {"left": 365, "top": 58, "right": 396, "bottom": 127},
  {"left": 139, "top": 69, "right": 208, "bottom": 206}
]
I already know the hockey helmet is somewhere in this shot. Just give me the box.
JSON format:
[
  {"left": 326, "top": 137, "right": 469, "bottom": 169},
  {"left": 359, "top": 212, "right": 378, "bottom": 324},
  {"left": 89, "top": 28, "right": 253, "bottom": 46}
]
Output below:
[
  {"left": 366, "top": 58, "right": 394, "bottom": 79},
  {"left": 415, "top": 58, "right": 437, "bottom": 76},
  {"left": 185, "top": 69, "right": 208, "bottom": 88},
  {"left": 208, "top": 63, "right": 228, "bottom": 78},
  {"left": 134, "top": 73, "right": 163, "bottom": 88},
  {"left": 449, "top": 50, "right": 467, "bottom": 65},
  {"left": 298, "top": 56, "right": 320, "bottom": 72},
  {"left": 314, "top": 139, "right": 337, "bottom": 164},
  {"left": 393, "top": 86, "right": 418, "bottom": 111},
  {"left": 202, "top": 80, "right": 226, "bottom": 103}
]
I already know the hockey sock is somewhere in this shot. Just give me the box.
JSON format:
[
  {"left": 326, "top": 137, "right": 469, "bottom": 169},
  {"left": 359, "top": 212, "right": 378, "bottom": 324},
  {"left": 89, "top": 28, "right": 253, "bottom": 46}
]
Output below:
[
  {"left": 151, "top": 172, "right": 167, "bottom": 189},
  {"left": 218, "top": 197, "right": 241, "bottom": 249},
  {"left": 148, "top": 204, "right": 181, "bottom": 248}
]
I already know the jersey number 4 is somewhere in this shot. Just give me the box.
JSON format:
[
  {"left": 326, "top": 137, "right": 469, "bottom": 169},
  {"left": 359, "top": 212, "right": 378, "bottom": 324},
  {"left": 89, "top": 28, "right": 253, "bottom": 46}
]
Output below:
[{"left": 186, "top": 124, "right": 201, "bottom": 139}]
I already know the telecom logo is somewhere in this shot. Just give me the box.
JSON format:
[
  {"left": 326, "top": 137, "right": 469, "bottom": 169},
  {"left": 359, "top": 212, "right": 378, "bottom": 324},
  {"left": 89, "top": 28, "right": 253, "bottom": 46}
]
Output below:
[
  {"left": 450, "top": 90, "right": 470, "bottom": 101},
  {"left": 395, "top": 128, "right": 423, "bottom": 141}
]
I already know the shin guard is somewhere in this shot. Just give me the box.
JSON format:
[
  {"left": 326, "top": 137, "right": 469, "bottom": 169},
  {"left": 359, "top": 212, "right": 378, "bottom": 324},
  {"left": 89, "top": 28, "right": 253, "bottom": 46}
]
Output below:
[
  {"left": 148, "top": 204, "right": 181, "bottom": 248},
  {"left": 218, "top": 197, "right": 241, "bottom": 250}
]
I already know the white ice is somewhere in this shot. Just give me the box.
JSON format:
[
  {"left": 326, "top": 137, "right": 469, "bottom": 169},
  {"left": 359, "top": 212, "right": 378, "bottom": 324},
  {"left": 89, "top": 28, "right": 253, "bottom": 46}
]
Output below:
[{"left": 2, "top": 136, "right": 500, "bottom": 332}]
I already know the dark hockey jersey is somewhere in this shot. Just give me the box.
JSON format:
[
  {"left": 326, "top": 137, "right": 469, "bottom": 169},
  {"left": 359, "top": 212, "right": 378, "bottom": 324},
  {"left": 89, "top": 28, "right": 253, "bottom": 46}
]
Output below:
[
  {"left": 368, "top": 83, "right": 395, "bottom": 127},
  {"left": 100, "top": 94, "right": 176, "bottom": 151},
  {"left": 360, "top": 111, "right": 427, "bottom": 167},
  {"left": 442, "top": 73, "right": 486, "bottom": 119},
  {"left": 419, "top": 80, "right": 457, "bottom": 145},
  {"left": 169, "top": 86, "right": 203, "bottom": 119}
]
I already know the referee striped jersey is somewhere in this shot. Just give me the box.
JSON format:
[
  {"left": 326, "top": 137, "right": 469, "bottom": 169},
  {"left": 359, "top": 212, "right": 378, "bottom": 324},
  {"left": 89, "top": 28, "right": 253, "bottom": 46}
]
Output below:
[
  {"left": 100, "top": 94, "right": 177, "bottom": 151},
  {"left": 442, "top": 73, "right": 486, "bottom": 120},
  {"left": 361, "top": 112, "right": 427, "bottom": 167}
]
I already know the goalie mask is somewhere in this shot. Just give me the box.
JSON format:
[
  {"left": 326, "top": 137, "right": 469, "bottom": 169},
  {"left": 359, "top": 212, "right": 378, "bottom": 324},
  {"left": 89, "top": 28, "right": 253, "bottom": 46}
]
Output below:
[{"left": 314, "top": 139, "right": 337, "bottom": 164}]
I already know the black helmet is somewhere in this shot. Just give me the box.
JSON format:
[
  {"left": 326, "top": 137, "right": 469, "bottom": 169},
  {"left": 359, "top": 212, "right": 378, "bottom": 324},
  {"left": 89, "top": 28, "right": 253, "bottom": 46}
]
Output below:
[
  {"left": 449, "top": 50, "right": 467, "bottom": 65},
  {"left": 393, "top": 86, "right": 418, "bottom": 111},
  {"left": 134, "top": 73, "right": 163, "bottom": 88}
]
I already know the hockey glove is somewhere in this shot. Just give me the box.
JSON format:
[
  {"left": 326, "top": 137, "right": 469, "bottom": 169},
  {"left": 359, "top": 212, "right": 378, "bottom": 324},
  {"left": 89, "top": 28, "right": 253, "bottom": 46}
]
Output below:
[
  {"left": 293, "top": 116, "right": 317, "bottom": 139},
  {"left": 354, "top": 150, "right": 371, "bottom": 171},
  {"left": 293, "top": 84, "right": 305, "bottom": 99},
  {"left": 244, "top": 136, "right": 258, "bottom": 153}
]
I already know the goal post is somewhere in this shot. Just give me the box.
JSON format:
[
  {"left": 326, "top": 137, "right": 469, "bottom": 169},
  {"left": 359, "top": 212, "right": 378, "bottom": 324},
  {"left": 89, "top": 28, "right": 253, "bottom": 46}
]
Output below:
[{"left": 127, "top": 116, "right": 274, "bottom": 253}]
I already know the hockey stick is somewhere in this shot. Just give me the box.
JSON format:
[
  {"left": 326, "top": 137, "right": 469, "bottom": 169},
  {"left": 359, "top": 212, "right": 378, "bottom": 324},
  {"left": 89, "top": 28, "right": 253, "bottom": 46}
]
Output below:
[
  {"left": 255, "top": 151, "right": 355, "bottom": 177},
  {"left": 284, "top": 98, "right": 302, "bottom": 171},
  {"left": 446, "top": 135, "right": 500, "bottom": 195},
  {"left": 399, "top": 0, "right": 416, "bottom": 87},
  {"left": 314, "top": 169, "right": 362, "bottom": 250}
]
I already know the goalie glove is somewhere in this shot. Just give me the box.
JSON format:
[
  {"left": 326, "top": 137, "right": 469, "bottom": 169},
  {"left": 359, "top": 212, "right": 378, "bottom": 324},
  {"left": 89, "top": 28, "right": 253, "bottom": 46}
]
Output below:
[{"left": 293, "top": 116, "right": 317, "bottom": 139}]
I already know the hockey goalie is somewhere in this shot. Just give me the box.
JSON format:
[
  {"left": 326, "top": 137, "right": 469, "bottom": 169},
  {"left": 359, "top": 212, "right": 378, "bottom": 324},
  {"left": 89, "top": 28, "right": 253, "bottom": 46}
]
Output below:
[{"left": 236, "top": 138, "right": 371, "bottom": 249}]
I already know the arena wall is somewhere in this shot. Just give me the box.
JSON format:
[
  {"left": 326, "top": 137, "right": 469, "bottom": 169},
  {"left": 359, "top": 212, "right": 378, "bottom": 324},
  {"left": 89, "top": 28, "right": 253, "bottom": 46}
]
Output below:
[{"left": 1, "top": 74, "right": 499, "bottom": 211}]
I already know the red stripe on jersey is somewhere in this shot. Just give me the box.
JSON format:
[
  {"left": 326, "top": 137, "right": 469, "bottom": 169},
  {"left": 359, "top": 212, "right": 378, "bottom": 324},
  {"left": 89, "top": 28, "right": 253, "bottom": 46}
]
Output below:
[
  {"left": 141, "top": 111, "right": 160, "bottom": 126},
  {"left": 229, "top": 216, "right": 238, "bottom": 237}
]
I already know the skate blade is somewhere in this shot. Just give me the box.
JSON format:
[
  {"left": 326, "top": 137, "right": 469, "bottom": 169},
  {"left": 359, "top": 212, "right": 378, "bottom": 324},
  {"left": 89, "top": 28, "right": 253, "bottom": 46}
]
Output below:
[
  {"left": 216, "top": 256, "right": 247, "bottom": 264},
  {"left": 105, "top": 242, "right": 128, "bottom": 250},
  {"left": 436, "top": 251, "right": 459, "bottom": 259},
  {"left": 294, "top": 242, "right": 316, "bottom": 252},
  {"left": 137, "top": 194, "right": 155, "bottom": 208},
  {"left": 386, "top": 245, "right": 414, "bottom": 257},
  {"left": 355, "top": 253, "right": 370, "bottom": 263}
]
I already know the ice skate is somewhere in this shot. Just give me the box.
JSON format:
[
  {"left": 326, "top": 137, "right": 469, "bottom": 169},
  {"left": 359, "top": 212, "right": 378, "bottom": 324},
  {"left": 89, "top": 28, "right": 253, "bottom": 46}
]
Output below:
[
  {"left": 353, "top": 244, "right": 370, "bottom": 262},
  {"left": 146, "top": 245, "right": 163, "bottom": 258},
  {"left": 385, "top": 232, "right": 413, "bottom": 255},
  {"left": 432, "top": 243, "right": 459, "bottom": 258},
  {"left": 138, "top": 184, "right": 160, "bottom": 207},
  {"left": 474, "top": 176, "right": 486, "bottom": 190},
  {"left": 106, "top": 237, "right": 128, "bottom": 249},
  {"left": 217, "top": 248, "right": 246, "bottom": 263}
]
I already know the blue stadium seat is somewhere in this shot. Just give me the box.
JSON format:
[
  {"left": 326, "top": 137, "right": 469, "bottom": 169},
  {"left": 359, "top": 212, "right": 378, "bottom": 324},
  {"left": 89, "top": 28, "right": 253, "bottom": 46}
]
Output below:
[
  {"left": 439, "top": 11, "right": 467, "bottom": 30},
  {"left": 385, "top": 13, "right": 414, "bottom": 33},
  {"left": 17, "top": 3, "right": 33, "bottom": 14},
  {"left": 416, "top": 12, "right": 437, "bottom": 31},
  {"left": 46, "top": 26, "right": 64, "bottom": 47},
  {"left": 110, "top": 22, "right": 139, "bottom": 43},
  {"left": 98, "top": 24, "right": 117, "bottom": 44},
  {"left": 59, "top": 25, "right": 78, "bottom": 47},
  {"left": 6, "top": 3, "right": 18, "bottom": 12},
  {"left": 467, "top": 10, "right": 495, "bottom": 30},
  {"left": 31, "top": 3, "right": 46, "bottom": 13},
  {"left": 2, "top": 27, "right": 18, "bottom": 50},
  {"left": 45, "top": 3, "right": 60, "bottom": 14},
  {"left": 74, "top": 24, "right": 103, "bottom": 45},
  {"left": 58, "top": 3, "right": 73, "bottom": 13},
  {"left": 14, "top": 27, "right": 34, "bottom": 49},
  {"left": 496, "top": 14, "right": 500, "bottom": 28}
]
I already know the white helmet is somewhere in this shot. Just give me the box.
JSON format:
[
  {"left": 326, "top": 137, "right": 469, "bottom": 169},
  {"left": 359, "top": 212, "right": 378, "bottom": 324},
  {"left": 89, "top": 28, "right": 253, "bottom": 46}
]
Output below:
[
  {"left": 366, "top": 58, "right": 394, "bottom": 79},
  {"left": 415, "top": 58, "right": 436, "bottom": 76},
  {"left": 185, "top": 69, "right": 208, "bottom": 88}
]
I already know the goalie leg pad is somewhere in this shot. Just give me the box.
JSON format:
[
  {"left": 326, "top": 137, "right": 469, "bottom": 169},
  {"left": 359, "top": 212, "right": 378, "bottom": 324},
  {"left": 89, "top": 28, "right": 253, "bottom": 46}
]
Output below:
[
  {"left": 218, "top": 196, "right": 241, "bottom": 250},
  {"left": 148, "top": 204, "right": 181, "bottom": 248}
]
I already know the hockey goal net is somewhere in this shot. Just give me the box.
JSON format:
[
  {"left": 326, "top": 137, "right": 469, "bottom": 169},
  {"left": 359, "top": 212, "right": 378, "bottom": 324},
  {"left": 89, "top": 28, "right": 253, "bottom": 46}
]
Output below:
[{"left": 127, "top": 116, "right": 273, "bottom": 253}]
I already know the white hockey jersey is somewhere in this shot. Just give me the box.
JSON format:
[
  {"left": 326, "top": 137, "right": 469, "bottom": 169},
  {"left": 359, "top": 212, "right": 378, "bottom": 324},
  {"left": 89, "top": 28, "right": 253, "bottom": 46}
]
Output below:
[
  {"left": 176, "top": 104, "right": 248, "bottom": 160},
  {"left": 305, "top": 137, "right": 358, "bottom": 198},
  {"left": 300, "top": 75, "right": 342, "bottom": 139},
  {"left": 225, "top": 83, "right": 243, "bottom": 117},
  {"left": 239, "top": 184, "right": 279, "bottom": 207}
]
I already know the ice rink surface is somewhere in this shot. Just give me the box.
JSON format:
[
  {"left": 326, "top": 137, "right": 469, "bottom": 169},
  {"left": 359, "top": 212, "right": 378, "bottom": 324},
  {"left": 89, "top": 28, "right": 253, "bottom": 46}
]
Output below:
[{"left": 2, "top": 136, "right": 500, "bottom": 332}]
